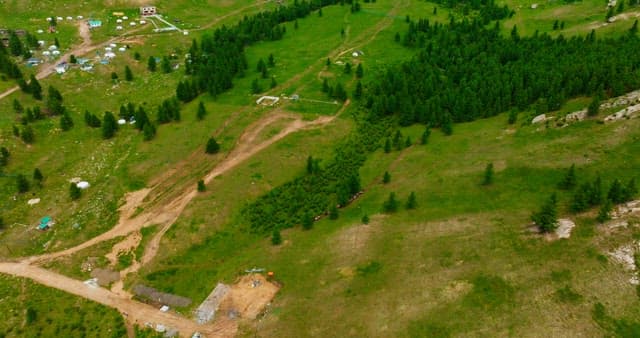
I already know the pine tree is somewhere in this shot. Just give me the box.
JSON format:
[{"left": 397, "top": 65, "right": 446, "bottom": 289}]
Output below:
[
  {"left": 344, "top": 62, "right": 352, "bottom": 74},
  {"left": 16, "top": 174, "right": 29, "bottom": 193},
  {"left": 29, "top": 75, "right": 42, "bottom": 100},
  {"left": 147, "top": 56, "right": 157, "bottom": 72},
  {"left": 587, "top": 95, "right": 600, "bottom": 116},
  {"left": 383, "top": 192, "right": 398, "bottom": 213},
  {"left": 329, "top": 205, "right": 339, "bottom": 219},
  {"left": 197, "top": 101, "right": 207, "bottom": 120},
  {"left": 571, "top": 183, "right": 591, "bottom": 213},
  {"left": 59, "top": 111, "right": 73, "bottom": 131},
  {"left": 302, "top": 212, "right": 314, "bottom": 230},
  {"left": 383, "top": 171, "right": 391, "bottom": 184},
  {"left": 268, "top": 53, "right": 275, "bottom": 67},
  {"left": 271, "top": 230, "right": 282, "bottom": 245},
  {"left": 326, "top": 58, "right": 331, "bottom": 67},
  {"left": 13, "top": 99, "right": 23, "bottom": 114},
  {"left": 251, "top": 78, "right": 262, "bottom": 94},
  {"left": 69, "top": 182, "right": 81, "bottom": 200},
  {"left": 21, "top": 125, "right": 34, "bottom": 144},
  {"left": 101, "top": 111, "right": 117, "bottom": 139},
  {"left": 421, "top": 126, "right": 431, "bottom": 144},
  {"left": 508, "top": 110, "right": 518, "bottom": 124},
  {"left": 558, "top": 164, "right": 577, "bottom": 190},
  {"left": 405, "top": 136, "right": 412, "bottom": 148},
  {"left": 197, "top": 180, "right": 206, "bottom": 192},
  {"left": 596, "top": 199, "right": 613, "bottom": 223},
  {"left": 33, "top": 168, "right": 43, "bottom": 185},
  {"left": 270, "top": 76, "right": 277, "bottom": 89},
  {"left": 608, "top": 179, "right": 624, "bottom": 204},
  {"left": 54, "top": 37, "right": 60, "bottom": 47},
  {"left": 70, "top": 55, "right": 77, "bottom": 64},
  {"left": 441, "top": 113, "right": 453, "bottom": 135},
  {"left": 406, "top": 192, "right": 417, "bottom": 209},
  {"left": 355, "top": 63, "right": 363, "bottom": 78},
  {"left": 125, "top": 65, "right": 133, "bottom": 81},
  {"left": 531, "top": 193, "right": 558, "bottom": 233},
  {"left": 622, "top": 178, "right": 638, "bottom": 202},
  {"left": 361, "top": 214, "right": 370, "bottom": 224},
  {"left": 161, "top": 56, "right": 172, "bottom": 73},
  {"left": 589, "top": 175, "right": 603, "bottom": 206},
  {"left": 322, "top": 78, "right": 329, "bottom": 93},
  {"left": 482, "top": 163, "right": 494, "bottom": 185},
  {"left": 353, "top": 81, "right": 363, "bottom": 99},
  {"left": 384, "top": 138, "right": 391, "bottom": 153},
  {"left": 205, "top": 137, "right": 220, "bottom": 154},
  {"left": 142, "top": 122, "right": 156, "bottom": 141},
  {"left": 8, "top": 31, "right": 23, "bottom": 56}
]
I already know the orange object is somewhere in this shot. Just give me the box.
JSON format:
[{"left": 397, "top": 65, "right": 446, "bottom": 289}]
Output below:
[{"left": 267, "top": 271, "right": 274, "bottom": 277}]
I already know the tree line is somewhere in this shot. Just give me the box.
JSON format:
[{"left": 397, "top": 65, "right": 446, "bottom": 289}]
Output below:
[
  {"left": 364, "top": 17, "right": 640, "bottom": 129},
  {"left": 177, "top": 0, "right": 343, "bottom": 102}
]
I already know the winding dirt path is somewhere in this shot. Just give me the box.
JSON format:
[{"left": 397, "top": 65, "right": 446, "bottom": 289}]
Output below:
[{"left": 0, "top": 262, "right": 236, "bottom": 337}]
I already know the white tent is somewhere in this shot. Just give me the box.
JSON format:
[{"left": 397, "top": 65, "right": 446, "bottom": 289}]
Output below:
[
  {"left": 77, "top": 181, "right": 90, "bottom": 189},
  {"left": 117, "top": 119, "right": 126, "bottom": 125}
]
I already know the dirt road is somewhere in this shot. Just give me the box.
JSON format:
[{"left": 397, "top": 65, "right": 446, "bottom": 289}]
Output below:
[{"left": 0, "top": 262, "right": 236, "bottom": 337}]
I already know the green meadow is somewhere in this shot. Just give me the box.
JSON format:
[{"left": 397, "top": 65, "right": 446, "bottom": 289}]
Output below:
[{"left": 1, "top": 0, "right": 640, "bottom": 337}]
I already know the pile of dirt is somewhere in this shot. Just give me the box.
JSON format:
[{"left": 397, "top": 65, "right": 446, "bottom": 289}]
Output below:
[
  {"left": 218, "top": 274, "right": 279, "bottom": 320},
  {"left": 90, "top": 268, "right": 120, "bottom": 286}
]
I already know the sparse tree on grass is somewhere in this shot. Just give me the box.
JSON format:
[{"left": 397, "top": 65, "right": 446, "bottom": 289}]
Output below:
[
  {"left": 125, "top": 65, "right": 133, "bottom": 81},
  {"left": 21, "top": 125, "right": 34, "bottom": 144},
  {"left": 205, "top": 137, "right": 220, "bottom": 154},
  {"left": 111, "top": 72, "right": 118, "bottom": 82},
  {"left": 608, "top": 179, "right": 624, "bottom": 204},
  {"left": 251, "top": 78, "right": 262, "bottom": 94},
  {"left": 134, "top": 52, "right": 141, "bottom": 60},
  {"left": 101, "top": 111, "right": 117, "bottom": 139},
  {"left": 59, "top": 111, "right": 73, "bottom": 131},
  {"left": 29, "top": 75, "right": 42, "bottom": 100},
  {"left": 302, "top": 212, "right": 314, "bottom": 230},
  {"left": 69, "top": 182, "right": 81, "bottom": 200},
  {"left": 13, "top": 99, "right": 23, "bottom": 114},
  {"left": 558, "top": 164, "right": 577, "bottom": 190},
  {"left": 54, "top": 37, "right": 60, "bottom": 48},
  {"left": 383, "top": 192, "right": 398, "bottom": 213},
  {"left": 383, "top": 171, "right": 391, "bottom": 184},
  {"left": 596, "top": 199, "right": 613, "bottom": 223},
  {"left": 69, "top": 55, "right": 77, "bottom": 64},
  {"left": 508, "top": 110, "right": 517, "bottom": 124},
  {"left": 344, "top": 62, "right": 352, "bottom": 74},
  {"left": 268, "top": 53, "right": 275, "bottom": 67},
  {"left": 33, "top": 168, "right": 43, "bottom": 185},
  {"left": 326, "top": 58, "right": 331, "bottom": 67},
  {"left": 531, "top": 193, "right": 558, "bottom": 233},
  {"left": 441, "top": 113, "right": 453, "bottom": 135},
  {"left": 588, "top": 95, "right": 600, "bottom": 116},
  {"left": 329, "top": 205, "right": 339, "bottom": 219},
  {"left": 421, "top": 126, "right": 431, "bottom": 144},
  {"left": 197, "top": 180, "right": 206, "bottom": 192},
  {"left": 142, "top": 122, "right": 156, "bottom": 141},
  {"left": 384, "top": 138, "right": 391, "bottom": 153},
  {"left": 197, "top": 101, "right": 207, "bottom": 120},
  {"left": 362, "top": 214, "right": 370, "bottom": 224},
  {"left": 405, "top": 136, "right": 412, "bottom": 148},
  {"left": 406, "top": 192, "right": 417, "bottom": 209},
  {"left": 353, "top": 81, "right": 363, "bottom": 99},
  {"left": 16, "top": 174, "right": 29, "bottom": 193},
  {"left": 622, "top": 178, "right": 637, "bottom": 202},
  {"left": 161, "top": 56, "right": 172, "bottom": 73},
  {"left": 482, "top": 163, "right": 494, "bottom": 186},
  {"left": 355, "top": 63, "right": 363, "bottom": 78},
  {"left": 147, "top": 56, "right": 157, "bottom": 72},
  {"left": 271, "top": 229, "right": 282, "bottom": 245}
]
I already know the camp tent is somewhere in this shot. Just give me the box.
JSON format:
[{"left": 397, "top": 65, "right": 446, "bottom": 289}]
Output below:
[{"left": 38, "top": 216, "right": 53, "bottom": 230}]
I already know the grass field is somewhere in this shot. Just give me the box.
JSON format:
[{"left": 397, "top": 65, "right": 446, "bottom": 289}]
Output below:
[
  {"left": 0, "top": 274, "right": 127, "bottom": 337},
  {"left": 1, "top": 1, "right": 640, "bottom": 337}
]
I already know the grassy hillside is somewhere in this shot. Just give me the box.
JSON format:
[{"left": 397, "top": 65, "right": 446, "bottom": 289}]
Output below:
[
  {"left": 1, "top": 1, "right": 640, "bottom": 337},
  {"left": 0, "top": 274, "right": 126, "bottom": 337}
]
